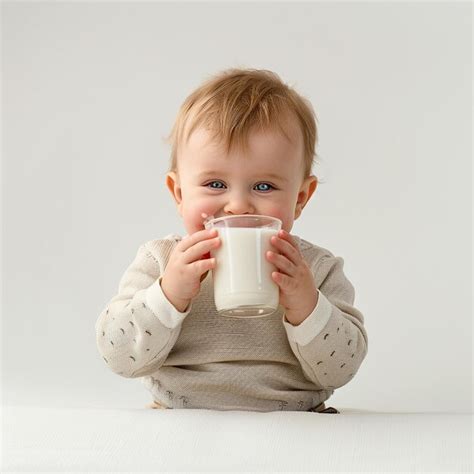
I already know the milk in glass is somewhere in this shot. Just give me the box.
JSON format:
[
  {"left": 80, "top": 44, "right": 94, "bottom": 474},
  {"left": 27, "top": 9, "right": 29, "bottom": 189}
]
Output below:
[{"left": 210, "top": 226, "right": 279, "bottom": 317}]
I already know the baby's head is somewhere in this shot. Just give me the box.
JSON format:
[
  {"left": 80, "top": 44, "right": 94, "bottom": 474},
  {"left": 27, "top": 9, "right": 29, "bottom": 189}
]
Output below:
[{"left": 165, "top": 68, "right": 319, "bottom": 236}]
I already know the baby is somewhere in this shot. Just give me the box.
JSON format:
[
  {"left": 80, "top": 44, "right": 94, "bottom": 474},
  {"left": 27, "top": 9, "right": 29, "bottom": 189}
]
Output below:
[{"left": 95, "top": 68, "right": 368, "bottom": 413}]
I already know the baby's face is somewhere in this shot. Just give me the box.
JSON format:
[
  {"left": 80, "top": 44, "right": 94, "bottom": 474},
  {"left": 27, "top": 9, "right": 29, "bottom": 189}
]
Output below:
[{"left": 166, "top": 125, "right": 317, "bottom": 236}]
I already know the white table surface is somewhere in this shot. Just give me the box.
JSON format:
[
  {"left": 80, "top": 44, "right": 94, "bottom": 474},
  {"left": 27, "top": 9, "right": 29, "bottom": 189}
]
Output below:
[{"left": 3, "top": 404, "right": 472, "bottom": 472}]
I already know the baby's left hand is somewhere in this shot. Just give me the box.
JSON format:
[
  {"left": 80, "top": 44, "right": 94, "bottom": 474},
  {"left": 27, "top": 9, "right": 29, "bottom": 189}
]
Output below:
[{"left": 266, "top": 230, "right": 319, "bottom": 325}]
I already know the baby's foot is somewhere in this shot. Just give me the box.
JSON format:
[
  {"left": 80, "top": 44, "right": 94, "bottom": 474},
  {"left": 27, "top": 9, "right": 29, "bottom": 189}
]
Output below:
[{"left": 147, "top": 400, "right": 166, "bottom": 409}]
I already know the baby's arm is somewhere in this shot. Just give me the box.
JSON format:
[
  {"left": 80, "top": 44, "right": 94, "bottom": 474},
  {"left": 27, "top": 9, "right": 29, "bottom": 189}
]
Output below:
[
  {"left": 282, "top": 254, "right": 368, "bottom": 390},
  {"left": 95, "top": 241, "right": 191, "bottom": 378}
]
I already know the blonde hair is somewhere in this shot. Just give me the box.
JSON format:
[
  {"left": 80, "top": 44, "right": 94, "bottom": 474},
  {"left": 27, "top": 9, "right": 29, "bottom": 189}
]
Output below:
[{"left": 165, "top": 68, "right": 319, "bottom": 179}]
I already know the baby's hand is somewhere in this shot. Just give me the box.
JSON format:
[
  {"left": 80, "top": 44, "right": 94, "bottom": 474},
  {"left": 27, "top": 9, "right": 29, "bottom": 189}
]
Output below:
[
  {"left": 266, "top": 229, "right": 318, "bottom": 325},
  {"left": 160, "top": 228, "right": 221, "bottom": 312}
]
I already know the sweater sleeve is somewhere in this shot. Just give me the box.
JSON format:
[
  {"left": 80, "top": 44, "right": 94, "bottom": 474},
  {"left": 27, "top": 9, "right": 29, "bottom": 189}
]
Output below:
[
  {"left": 281, "top": 254, "right": 368, "bottom": 390},
  {"left": 95, "top": 240, "right": 193, "bottom": 378}
]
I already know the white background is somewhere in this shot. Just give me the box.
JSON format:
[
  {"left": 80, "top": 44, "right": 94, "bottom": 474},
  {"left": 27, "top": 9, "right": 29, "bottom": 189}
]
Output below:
[{"left": 2, "top": 1, "right": 472, "bottom": 413}]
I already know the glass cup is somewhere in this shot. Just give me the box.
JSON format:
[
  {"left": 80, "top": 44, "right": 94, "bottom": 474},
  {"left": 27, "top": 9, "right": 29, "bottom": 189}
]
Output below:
[{"left": 204, "top": 214, "right": 282, "bottom": 318}]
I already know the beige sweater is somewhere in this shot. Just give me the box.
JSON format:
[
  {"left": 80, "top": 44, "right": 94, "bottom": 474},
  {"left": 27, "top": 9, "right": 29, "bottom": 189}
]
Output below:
[{"left": 95, "top": 233, "right": 368, "bottom": 412}]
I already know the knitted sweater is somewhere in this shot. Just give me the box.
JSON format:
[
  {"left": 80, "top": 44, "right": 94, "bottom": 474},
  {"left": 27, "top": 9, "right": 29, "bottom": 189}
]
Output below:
[{"left": 95, "top": 233, "right": 368, "bottom": 412}]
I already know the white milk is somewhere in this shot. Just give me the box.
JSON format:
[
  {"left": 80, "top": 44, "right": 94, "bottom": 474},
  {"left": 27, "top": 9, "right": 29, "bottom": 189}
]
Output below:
[{"left": 210, "top": 227, "right": 279, "bottom": 317}]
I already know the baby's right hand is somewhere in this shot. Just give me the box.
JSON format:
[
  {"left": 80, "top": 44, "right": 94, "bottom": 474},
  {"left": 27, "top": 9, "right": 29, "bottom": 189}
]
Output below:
[{"left": 160, "top": 229, "right": 221, "bottom": 312}]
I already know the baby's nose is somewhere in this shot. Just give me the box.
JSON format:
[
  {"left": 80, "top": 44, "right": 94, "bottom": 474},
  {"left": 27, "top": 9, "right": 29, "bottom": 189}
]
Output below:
[
  {"left": 223, "top": 190, "right": 255, "bottom": 215},
  {"left": 224, "top": 200, "right": 255, "bottom": 216}
]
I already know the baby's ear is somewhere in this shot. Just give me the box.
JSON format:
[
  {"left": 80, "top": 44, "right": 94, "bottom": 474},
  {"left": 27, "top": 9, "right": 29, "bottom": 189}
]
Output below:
[
  {"left": 166, "top": 171, "right": 183, "bottom": 207},
  {"left": 294, "top": 175, "right": 318, "bottom": 219}
]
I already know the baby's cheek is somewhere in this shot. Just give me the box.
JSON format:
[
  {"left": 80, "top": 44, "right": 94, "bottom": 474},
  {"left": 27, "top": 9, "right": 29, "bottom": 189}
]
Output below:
[
  {"left": 184, "top": 205, "right": 215, "bottom": 234},
  {"left": 266, "top": 208, "right": 292, "bottom": 232}
]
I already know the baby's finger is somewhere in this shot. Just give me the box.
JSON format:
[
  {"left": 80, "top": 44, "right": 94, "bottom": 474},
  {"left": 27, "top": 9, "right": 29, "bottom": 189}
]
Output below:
[
  {"left": 271, "top": 233, "right": 301, "bottom": 266},
  {"left": 266, "top": 251, "right": 295, "bottom": 276},
  {"left": 182, "top": 235, "right": 221, "bottom": 263},
  {"left": 192, "top": 256, "right": 216, "bottom": 277},
  {"left": 178, "top": 228, "right": 217, "bottom": 253}
]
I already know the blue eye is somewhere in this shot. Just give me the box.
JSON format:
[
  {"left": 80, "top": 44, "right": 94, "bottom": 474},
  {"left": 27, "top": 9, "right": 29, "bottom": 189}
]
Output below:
[
  {"left": 204, "top": 181, "right": 276, "bottom": 192},
  {"left": 206, "top": 181, "right": 225, "bottom": 189},
  {"left": 255, "top": 183, "right": 274, "bottom": 192}
]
